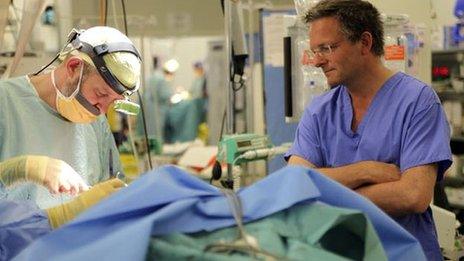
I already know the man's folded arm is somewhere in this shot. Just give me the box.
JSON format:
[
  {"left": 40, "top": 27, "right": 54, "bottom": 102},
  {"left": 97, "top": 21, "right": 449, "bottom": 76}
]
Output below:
[
  {"left": 288, "top": 155, "right": 401, "bottom": 189},
  {"left": 355, "top": 164, "right": 437, "bottom": 217}
]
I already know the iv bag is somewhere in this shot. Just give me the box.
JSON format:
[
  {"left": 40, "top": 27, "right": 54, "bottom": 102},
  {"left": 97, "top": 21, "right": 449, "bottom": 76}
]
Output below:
[
  {"left": 383, "top": 14, "right": 409, "bottom": 73},
  {"left": 297, "top": 40, "right": 328, "bottom": 114},
  {"left": 403, "top": 23, "right": 425, "bottom": 77},
  {"left": 284, "top": 15, "right": 328, "bottom": 123}
]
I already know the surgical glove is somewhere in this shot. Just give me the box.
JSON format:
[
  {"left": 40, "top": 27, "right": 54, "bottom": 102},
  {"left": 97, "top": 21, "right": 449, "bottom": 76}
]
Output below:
[
  {"left": 0, "top": 155, "right": 89, "bottom": 195},
  {"left": 46, "top": 178, "right": 125, "bottom": 229}
]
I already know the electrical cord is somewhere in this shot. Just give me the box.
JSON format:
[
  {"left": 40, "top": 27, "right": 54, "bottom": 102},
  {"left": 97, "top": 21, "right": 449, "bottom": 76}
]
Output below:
[
  {"left": 33, "top": 54, "right": 59, "bottom": 75},
  {"left": 121, "top": 0, "right": 128, "bottom": 36},
  {"left": 232, "top": 77, "right": 245, "bottom": 91},
  {"left": 204, "top": 188, "right": 282, "bottom": 259},
  {"left": 33, "top": 27, "right": 79, "bottom": 76},
  {"left": 136, "top": 91, "right": 153, "bottom": 170},
  {"left": 210, "top": 109, "right": 227, "bottom": 184},
  {"left": 104, "top": 0, "right": 108, "bottom": 25},
  {"left": 219, "top": 109, "right": 227, "bottom": 143},
  {"left": 118, "top": 0, "right": 152, "bottom": 171}
]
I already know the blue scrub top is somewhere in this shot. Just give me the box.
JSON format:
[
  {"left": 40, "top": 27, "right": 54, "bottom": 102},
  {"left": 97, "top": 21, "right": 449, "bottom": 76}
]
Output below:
[{"left": 286, "top": 72, "right": 452, "bottom": 260}]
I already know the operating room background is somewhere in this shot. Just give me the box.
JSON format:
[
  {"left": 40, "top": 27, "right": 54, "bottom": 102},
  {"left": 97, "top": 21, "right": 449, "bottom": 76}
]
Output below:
[{"left": 0, "top": 0, "right": 458, "bottom": 179}]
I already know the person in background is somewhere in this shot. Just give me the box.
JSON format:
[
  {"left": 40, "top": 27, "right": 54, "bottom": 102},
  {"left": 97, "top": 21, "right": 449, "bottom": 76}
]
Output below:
[
  {"left": 191, "top": 61, "right": 208, "bottom": 122},
  {"left": 189, "top": 61, "right": 207, "bottom": 100},
  {"left": 0, "top": 26, "right": 141, "bottom": 209},
  {"left": 189, "top": 61, "right": 208, "bottom": 138},
  {"left": 136, "top": 57, "right": 174, "bottom": 143},
  {"left": 285, "top": 1, "right": 452, "bottom": 259}
]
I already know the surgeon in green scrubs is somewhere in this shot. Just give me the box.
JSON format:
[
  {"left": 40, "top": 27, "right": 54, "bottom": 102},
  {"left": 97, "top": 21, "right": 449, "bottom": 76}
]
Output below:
[{"left": 0, "top": 26, "right": 142, "bottom": 208}]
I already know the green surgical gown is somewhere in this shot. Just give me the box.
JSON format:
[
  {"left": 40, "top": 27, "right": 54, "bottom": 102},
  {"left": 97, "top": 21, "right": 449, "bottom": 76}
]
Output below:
[
  {"left": 136, "top": 72, "right": 173, "bottom": 141},
  {"left": 0, "top": 76, "right": 121, "bottom": 208}
]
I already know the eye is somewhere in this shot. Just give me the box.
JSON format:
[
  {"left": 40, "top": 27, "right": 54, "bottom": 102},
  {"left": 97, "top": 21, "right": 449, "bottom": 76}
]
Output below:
[
  {"left": 96, "top": 90, "right": 107, "bottom": 98},
  {"left": 319, "top": 46, "right": 331, "bottom": 54}
]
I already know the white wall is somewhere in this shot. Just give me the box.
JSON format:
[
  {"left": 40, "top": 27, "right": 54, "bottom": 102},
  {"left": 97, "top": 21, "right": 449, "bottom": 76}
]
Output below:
[{"left": 431, "top": 0, "right": 456, "bottom": 27}]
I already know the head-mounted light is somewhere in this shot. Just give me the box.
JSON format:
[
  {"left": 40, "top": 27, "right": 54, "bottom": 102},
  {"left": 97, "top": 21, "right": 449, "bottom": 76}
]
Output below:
[
  {"left": 65, "top": 28, "right": 142, "bottom": 115},
  {"left": 113, "top": 92, "right": 140, "bottom": 115},
  {"left": 69, "top": 35, "right": 141, "bottom": 96}
]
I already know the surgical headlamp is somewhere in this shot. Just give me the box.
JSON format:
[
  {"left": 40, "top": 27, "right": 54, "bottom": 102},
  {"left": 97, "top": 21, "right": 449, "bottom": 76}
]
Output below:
[
  {"left": 113, "top": 96, "right": 140, "bottom": 115},
  {"left": 67, "top": 29, "right": 142, "bottom": 115}
]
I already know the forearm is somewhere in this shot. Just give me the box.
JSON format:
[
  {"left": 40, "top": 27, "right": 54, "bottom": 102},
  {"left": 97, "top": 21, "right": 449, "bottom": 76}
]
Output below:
[
  {"left": 316, "top": 165, "right": 370, "bottom": 189},
  {"left": 0, "top": 156, "right": 28, "bottom": 187},
  {"left": 356, "top": 181, "right": 415, "bottom": 216},
  {"left": 356, "top": 164, "right": 437, "bottom": 217},
  {"left": 288, "top": 156, "right": 370, "bottom": 189},
  {"left": 288, "top": 156, "right": 401, "bottom": 189}
]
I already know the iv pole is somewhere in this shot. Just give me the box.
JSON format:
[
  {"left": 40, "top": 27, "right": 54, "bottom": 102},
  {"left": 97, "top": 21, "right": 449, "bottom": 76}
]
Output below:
[{"left": 223, "top": 0, "right": 235, "bottom": 189}]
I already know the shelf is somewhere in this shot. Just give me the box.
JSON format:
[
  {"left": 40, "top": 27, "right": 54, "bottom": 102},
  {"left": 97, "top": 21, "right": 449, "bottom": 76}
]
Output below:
[
  {"left": 432, "top": 48, "right": 464, "bottom": 55},
  {"left": 444, "top": 176, "right": 464, "bottom": 188},
  {"left": 432, "top": 50, "right": 464, "bottom": 63},
  {"left": 437, "top": 91, "right": 464, "bottom": 101},
  {"left": 452, "top": 136, "right": 464, "bottom": 142},
  {"left": 452, "top": 136, "right": 464, "bottom": 155}
]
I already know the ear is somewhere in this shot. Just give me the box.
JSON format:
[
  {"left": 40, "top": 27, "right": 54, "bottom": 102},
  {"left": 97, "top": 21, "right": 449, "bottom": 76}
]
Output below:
[
  {"left": 359, "top": 31, "right": 374, "bottom": 55},
  {"left": 65, "top": 56, "right": 84, "bottom": 80}
]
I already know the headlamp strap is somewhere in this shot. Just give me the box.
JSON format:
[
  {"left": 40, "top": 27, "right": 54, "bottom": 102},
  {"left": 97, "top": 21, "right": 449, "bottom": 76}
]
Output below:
[
  {"left": 71, "top": 40, "right": 141, "bottom": 95},
  {"left": 93, "top": 42, "right": 141, "bottom": 59}
]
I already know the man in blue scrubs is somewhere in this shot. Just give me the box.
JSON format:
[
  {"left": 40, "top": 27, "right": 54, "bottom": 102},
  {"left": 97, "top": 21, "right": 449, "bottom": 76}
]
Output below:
[{"left": 285, "top": 1, "right": 452, "bottom": 260}]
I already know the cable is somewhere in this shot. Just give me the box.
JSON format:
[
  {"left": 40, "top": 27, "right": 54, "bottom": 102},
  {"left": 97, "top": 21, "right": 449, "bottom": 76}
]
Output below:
[
  {"left": 99, "top": 0, "right": 104, "bottom": 25},
  {"left": 204, "top": 188, "right": 282, "bottom": 259},
  {"left": 210, "top": 109, "right": 227, "bottom": 184},
  {"left": 33, "top": 25, "right": 80, "bottom": 76},
  {"left": 136, "top": 91, "right": 153, "bottom": 170},
  {"left": 232, "top": 77, "right": 245, "bottom": 92},
  {"left": 118, "top": 0, "right": 152, "bottom": 172},
  {"left": 115, "top": 0, "right": 151, "bottom": 172},
  {"left": 104, "top": 0, "right": 108, "bottom": 25},
  {"left": 126, "top": 111, "right": 140, "bottom": 167},
  {"left": 219, "top": 108, "right": 227, "bottom": 139},
  {"left": 111, "top": 0, "right": 120, "bottom": 29},
  {"left": 120, "top": 0, "right": 128, "bottom": 36},
  {"left": 33, "top": 54, "right": 59, "bottom": 75}
]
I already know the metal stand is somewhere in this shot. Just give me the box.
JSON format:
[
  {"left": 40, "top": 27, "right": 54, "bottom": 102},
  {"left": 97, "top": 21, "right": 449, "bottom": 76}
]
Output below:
[{"left": 224, "top": 0, "right": 235, "bottom": 188}]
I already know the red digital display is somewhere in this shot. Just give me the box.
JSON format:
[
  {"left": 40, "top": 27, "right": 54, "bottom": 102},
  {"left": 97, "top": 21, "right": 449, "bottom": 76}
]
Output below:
[{"left": 432, "top": 66, "right": 450, "bottom": 80}]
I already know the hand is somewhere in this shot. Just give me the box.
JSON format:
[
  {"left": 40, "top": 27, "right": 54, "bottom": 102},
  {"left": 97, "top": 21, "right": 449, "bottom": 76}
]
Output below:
[
  {"left": 360, "top": 161, "right": 401, "bottom": 184},
  {"left": 0, "top": 155, "right": 88, "bottom": 195},
  {"left": 46, "top": 178, "right": 126, "bottom": 228},
  {"left": 41, "top": 158, "right": 89, "bottom": 195}
]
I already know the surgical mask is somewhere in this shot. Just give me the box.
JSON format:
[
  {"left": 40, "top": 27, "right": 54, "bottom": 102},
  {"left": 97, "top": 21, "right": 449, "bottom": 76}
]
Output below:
[{"left": 51, "top": 66, "right": 99, "bottom": 123}]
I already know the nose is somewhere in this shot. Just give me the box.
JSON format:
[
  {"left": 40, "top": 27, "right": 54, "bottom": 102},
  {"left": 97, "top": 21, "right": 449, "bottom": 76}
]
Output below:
[{"left": 310, "top": 54, "right": 327, "bottom": 68}]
